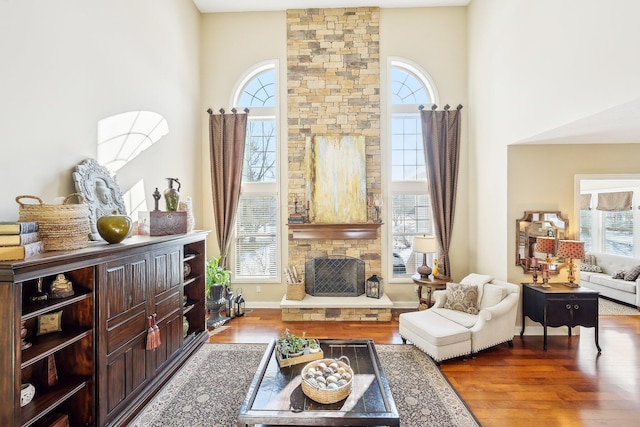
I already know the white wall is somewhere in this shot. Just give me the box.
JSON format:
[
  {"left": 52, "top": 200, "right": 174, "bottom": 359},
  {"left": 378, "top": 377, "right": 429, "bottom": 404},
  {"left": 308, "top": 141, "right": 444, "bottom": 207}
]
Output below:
[
  {"left": 467, "top": 0, "right": 640, "bottom": 280},
  {"left": 0, "top": 0, "right": 201, "bottom": 222}
]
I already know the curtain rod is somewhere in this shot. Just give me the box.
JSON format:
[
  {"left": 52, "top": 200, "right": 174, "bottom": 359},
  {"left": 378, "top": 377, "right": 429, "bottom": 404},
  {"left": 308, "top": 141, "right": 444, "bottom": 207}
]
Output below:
[
  {"left": 418, "top": 104, "right": 463, "bottom": 111},
  {"left": 206, "top": 108, "right": 250, "bottom": 114}
]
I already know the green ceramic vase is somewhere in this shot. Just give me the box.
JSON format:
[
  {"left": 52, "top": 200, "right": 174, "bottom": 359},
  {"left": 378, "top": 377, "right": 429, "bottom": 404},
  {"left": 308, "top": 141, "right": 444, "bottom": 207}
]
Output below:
[{"left": 97, "top": 211, "right": 132, "bottom": 244}]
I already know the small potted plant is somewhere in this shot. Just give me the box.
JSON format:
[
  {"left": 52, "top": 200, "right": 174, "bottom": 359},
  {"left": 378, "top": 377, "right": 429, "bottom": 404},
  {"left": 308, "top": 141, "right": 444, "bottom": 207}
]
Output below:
[
  {"left": 277, "top": 328, "right": 307, "bottom": 358},
  {"left": 205, "top": 255, "right": 232, "bottom": 323},
  {"left": 205, "top": 255, "right": 231, "bottom": 301},
  {"left": 307, "top": 338, "right": 321, "bottom": 353}
]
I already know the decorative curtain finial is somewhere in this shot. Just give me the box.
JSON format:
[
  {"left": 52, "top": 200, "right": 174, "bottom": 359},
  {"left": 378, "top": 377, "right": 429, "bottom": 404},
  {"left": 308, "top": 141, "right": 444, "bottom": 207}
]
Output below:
[
  {"left": 457, "top": 104, "right": 463, "bottom": 110},
  {"left": 431, "top": 104, "right": 437, "bottom": 111},
  {"left": 444, "top": 104, "right": 451, "bottom": 111},
  {"left": 244, "top": 107, "right": 249, "bottom": 114},
  {"left": 418, "top": 104, "right": 424, "bottom": 110},
  {"left": 206, "top": 108, "right": 213, "bottom": 114},
  {"left": 219, "top": 108, "right": 225, "bottom": 114}
]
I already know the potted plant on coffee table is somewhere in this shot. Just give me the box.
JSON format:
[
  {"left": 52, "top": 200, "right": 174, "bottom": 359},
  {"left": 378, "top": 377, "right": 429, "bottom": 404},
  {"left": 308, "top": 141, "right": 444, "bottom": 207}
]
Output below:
[
  {"left": 205, "top": 255, "right": 232, "bottom": 328},
  {"left": 277, "top": 328, "right": 307, "bottom": 358}
]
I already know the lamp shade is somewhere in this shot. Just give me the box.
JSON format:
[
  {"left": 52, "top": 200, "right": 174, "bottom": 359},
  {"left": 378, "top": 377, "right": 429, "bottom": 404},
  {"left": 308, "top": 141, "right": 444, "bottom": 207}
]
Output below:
[
  {"left": 413, "top": 236, "right": 437, "bottom": 254},
  {"left": 556, "top": 240, "right": 585, "bottom": 260},
  {"left": 536, "top": 237, "right": 556, "bottom": 255}
]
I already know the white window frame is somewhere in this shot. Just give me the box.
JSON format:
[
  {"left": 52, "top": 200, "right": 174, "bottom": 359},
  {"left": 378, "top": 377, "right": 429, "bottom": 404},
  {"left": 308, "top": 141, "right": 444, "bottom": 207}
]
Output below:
[
  {"left": 386, "top": 57, "right": 439, "bottom": 281},
  {"left": 230, "top": 60, "right": 281, "bottom": 284},
  {"left": 576, "top": 174, "right": 640, "bottom": 259}
]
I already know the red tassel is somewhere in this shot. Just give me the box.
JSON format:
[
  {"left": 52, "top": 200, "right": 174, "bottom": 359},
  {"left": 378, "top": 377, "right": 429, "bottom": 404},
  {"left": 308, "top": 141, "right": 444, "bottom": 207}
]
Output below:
[
  {"left": 152, "top": 313, "right": 161, "bottom": 348},
  {"left": 146, "top": 316, "right": 156, "bottom": 350}
]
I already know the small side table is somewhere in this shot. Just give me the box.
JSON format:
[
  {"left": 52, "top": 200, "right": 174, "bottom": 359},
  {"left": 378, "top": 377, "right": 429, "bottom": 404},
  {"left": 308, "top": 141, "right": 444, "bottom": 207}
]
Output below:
[
  {"left": 520, "top": 282, "right": 601, "bottom": 352},
  {"left": 411, "top": 274, "right": 451, "bottom": 310}
]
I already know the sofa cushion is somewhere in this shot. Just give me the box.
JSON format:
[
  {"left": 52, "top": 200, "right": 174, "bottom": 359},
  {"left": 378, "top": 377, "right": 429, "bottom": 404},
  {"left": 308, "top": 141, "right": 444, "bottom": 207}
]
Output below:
[
  {"left": 624, "top": 264, "right": 640, "bottom": 281},
  {"left": 590, "top": 274, "right": 637, "bottom": 293},
  {"left": 400, "top": 310, "right": 471, "bottom": 346},
  {"left": 432, "top": 307, "right": 479, "bottom": 328},
  {"left": 479, "top": 283, "right": 507, "bottom": 310},
  {"left": 444, "top": 283, "right": 479, "bottom": 315}
]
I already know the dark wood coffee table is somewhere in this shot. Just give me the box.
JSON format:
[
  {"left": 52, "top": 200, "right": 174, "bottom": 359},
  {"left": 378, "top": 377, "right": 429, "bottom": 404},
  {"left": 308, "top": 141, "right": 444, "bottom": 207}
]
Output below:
[{"left": 237, "top": 339, "right": 399, "bottom": 426}]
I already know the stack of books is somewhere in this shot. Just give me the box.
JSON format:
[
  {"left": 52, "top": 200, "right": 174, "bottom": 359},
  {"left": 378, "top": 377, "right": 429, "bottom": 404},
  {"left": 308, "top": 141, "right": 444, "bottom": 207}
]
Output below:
[{"left": 0, "top": 221, "right": 43, "bottom": 261}]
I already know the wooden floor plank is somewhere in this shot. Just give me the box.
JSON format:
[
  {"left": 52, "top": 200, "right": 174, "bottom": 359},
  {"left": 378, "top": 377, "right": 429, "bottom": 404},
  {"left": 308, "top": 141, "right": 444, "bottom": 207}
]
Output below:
[{"left": 208, "top": 308, "right": 640, "bottom": 426}]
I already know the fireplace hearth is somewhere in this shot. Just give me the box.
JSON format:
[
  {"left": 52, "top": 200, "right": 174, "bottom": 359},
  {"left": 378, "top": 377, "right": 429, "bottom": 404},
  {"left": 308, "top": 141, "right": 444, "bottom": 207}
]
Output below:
[{"left": 305, "top": 256, "right": 365, "bottom": 297}]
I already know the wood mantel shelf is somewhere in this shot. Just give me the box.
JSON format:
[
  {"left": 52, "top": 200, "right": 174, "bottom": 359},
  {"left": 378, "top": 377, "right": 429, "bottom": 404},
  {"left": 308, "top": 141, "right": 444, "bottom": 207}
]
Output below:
[{"left": 287, "top": 223, "right": 382, "bottom": 240}]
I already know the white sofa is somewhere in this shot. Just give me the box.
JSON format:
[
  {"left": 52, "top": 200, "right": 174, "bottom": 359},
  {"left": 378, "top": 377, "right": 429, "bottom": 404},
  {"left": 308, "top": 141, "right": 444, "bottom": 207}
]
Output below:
[
  {"left": 399, "top": 274, "right": 520, "bottom": 363},
  {"left": 580, "top": 252, "right": 640, "bottom": 310}
]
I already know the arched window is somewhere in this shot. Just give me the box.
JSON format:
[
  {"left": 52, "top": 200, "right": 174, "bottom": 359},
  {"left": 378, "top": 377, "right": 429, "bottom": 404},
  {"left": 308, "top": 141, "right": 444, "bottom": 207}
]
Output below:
[
  {"left": 388, "top": 59, "right": 438, "bottom": 278},
  {"left": 232, "top": 62, "right": 279, "bottom": 280}
]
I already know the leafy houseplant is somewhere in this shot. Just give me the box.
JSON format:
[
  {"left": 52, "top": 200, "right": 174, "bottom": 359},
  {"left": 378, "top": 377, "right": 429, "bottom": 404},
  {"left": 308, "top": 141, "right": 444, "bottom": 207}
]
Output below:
[
  {"left": 277, "top": 329, "right": 307, "bottom": 357},
  {"left": 205, "top": 256, "right": 231, "bottom": 299}
]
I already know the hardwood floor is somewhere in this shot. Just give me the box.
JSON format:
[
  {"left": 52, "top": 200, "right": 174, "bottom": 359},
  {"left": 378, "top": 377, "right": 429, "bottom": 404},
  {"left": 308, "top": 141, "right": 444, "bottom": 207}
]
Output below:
[{"left": 209, "top": 308, "right": 640, "bottom": 427}]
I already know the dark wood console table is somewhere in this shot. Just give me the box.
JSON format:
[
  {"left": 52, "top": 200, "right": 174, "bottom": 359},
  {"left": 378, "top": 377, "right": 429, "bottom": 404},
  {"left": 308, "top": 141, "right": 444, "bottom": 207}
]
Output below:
[{"left": 520, "top": 282, "right": 601, "bottom": 352}]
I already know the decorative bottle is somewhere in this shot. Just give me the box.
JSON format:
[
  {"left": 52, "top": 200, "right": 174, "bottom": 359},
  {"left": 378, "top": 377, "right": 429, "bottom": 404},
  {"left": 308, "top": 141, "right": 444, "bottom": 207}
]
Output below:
[{"left": 164, "top": 178, "right": 181, "bottom": 211}]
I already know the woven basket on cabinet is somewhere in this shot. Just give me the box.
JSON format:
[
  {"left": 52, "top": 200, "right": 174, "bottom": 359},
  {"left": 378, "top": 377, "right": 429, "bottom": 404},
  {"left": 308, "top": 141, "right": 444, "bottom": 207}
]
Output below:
[{"left": 17, "top": 193, "right": 90, "bottom": 251}]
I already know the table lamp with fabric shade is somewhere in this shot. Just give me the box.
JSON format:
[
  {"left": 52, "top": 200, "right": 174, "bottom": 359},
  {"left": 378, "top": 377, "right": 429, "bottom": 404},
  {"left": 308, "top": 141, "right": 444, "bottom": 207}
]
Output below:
[
  {"left": 413, "top": 236, "right": 437, "bottom": 278},
  {"left": 536, "top": 237, "right": 556, "bottom": 264},
  {"left": 557, "top": 240, "right": 585, "bottom": 288}
]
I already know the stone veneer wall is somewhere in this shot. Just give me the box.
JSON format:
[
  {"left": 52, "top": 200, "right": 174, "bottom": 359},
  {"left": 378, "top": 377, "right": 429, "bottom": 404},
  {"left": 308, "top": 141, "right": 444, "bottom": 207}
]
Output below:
[{"left": 286, "top": 8, "right": 382, "bottom": 279}]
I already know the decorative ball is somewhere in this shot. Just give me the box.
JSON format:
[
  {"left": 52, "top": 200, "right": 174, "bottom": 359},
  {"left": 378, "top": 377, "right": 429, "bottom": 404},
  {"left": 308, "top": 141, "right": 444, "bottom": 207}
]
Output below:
[{"left": 96, "top": 211, "right": 132, "bottom": 244}]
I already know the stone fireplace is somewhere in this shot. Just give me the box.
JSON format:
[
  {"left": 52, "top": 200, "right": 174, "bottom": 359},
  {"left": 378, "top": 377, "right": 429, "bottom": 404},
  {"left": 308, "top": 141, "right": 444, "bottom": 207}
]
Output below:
[{"left": 286, "top": 7, "right": 382, "bottom": 283}]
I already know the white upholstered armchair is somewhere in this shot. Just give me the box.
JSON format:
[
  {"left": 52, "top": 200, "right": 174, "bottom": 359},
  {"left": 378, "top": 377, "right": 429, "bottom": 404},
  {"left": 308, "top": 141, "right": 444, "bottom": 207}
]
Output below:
[{"left": 399, "top": 274, "right": 520, "bottom": 362}]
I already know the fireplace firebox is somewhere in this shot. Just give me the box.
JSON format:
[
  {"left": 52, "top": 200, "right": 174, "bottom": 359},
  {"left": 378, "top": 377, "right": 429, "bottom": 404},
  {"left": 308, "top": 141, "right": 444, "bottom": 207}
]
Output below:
[{"left": 305, "top": 256, "right": 365, "bottom": 297}]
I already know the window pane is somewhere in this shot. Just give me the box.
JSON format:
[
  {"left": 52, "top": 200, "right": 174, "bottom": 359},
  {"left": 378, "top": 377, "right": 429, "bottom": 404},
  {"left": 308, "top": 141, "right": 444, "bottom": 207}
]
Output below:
[
  {"left": 244, "top": 120, "right": 276, "bottom": 183},
  {"left": 391, "top": 68, "right": 430, "bottom": 105},
  {"left": 390, "top": 116, "right": 426, "bottom": 181},
  {"left": 235, "top": 196, "right": 278, "bottom": 278},
  {"left": 604, "top": 211, "right": 633, "bottom": 256},
  {"left": 238, "top": 69, "right": 275, "bottom": 107},
  {"left": 391, "top": 194, "right": 433, "bottom": 277}
]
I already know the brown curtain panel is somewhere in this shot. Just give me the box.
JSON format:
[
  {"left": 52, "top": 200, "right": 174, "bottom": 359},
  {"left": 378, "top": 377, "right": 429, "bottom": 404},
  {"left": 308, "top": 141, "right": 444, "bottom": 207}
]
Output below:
[
  {"left": 420, "top": 104, "right": 462, "bottom": 278},
  {"left": 208, "top": 108, "right": 248, "bottom": 269}
]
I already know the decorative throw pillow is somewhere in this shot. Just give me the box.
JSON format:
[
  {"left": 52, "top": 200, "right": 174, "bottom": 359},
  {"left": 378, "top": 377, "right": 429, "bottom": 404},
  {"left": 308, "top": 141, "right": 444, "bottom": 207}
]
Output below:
[
  {"left": 624, "top": 265, "right": 640, "bottom": 281},
  {"left": 479, "top": 283, "right": 507, "bottom": 310},
  {"left": 444, "top": 283, "right": 479, "bottom": 315},
  {"left": 612, "top": 270, "right": 626, "bottom": 279},
  {"left": 580, "top": 263, "right": 603, "bottom": 273}
]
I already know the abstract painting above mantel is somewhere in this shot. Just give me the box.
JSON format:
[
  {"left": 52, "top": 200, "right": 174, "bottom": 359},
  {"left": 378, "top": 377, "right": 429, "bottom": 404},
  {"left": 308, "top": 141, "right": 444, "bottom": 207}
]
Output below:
[{"left": 305, "top": 135, "right": 367, "bottom": 224}]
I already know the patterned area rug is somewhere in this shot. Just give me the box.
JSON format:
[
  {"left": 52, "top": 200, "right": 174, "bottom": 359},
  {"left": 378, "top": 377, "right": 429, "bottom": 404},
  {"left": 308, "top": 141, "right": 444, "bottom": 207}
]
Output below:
[
  {"left": 599, "top": 297, "right": 639, "bottom": 315},
  {"left": 130, "top": 343, "right": 479, "bottom": 427}
]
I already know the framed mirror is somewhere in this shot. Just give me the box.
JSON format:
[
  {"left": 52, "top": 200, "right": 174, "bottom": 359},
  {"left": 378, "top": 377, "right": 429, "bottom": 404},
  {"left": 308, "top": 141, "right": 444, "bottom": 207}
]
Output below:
[{"left": 516, "top": 211, "right": 568, "bottom": 273}]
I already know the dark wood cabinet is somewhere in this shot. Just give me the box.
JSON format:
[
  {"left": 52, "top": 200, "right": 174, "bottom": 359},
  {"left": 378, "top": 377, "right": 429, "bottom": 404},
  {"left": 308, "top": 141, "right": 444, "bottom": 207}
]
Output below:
[
  {"left": 0, "top": 231, "right": 209, "bottom": 427},
  {"left": 521, "top": 282, "right": 600, "bottom": 352}
]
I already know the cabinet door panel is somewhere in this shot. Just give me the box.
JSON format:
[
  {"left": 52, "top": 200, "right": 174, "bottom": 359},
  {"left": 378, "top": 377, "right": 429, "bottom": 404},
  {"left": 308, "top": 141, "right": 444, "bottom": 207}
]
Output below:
[
  {"left": 106, "top": 309, "right": 147, "bottom": 354},
  {"left": 153, "top": 313, "right": 182, "bottom": 374},
  {"left": 571, "top": 298, "right": 598, "bottom": 327},
  {"left": 104, "top": 335, "right": 149, "bottom": 418},
  {"left": 545, "top": 298, "right": 573, "bottom": 327},
  {"left": 153, "top": 248, "right": 182, "bottom": 295},
  {"left": 104, "top": 257, "right": 148, "bottom": 319}
]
